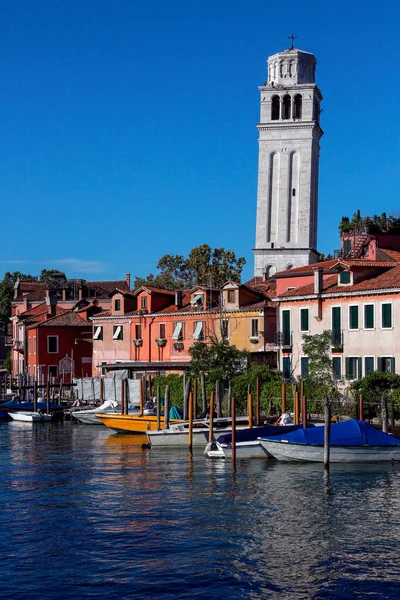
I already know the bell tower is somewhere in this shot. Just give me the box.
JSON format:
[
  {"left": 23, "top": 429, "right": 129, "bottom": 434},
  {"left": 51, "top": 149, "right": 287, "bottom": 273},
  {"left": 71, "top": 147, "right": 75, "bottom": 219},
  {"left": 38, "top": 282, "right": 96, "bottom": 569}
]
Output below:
[{"left": 253, "top": 43, "right": 323, "bottom": 278}]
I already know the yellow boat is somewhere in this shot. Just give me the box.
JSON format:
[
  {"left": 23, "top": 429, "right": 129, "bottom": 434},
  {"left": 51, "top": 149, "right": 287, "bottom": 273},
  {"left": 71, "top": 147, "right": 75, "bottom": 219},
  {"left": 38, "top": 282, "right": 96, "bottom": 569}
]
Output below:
[{"left": 96, "top": 413, "right": 182, "bottom": 434}]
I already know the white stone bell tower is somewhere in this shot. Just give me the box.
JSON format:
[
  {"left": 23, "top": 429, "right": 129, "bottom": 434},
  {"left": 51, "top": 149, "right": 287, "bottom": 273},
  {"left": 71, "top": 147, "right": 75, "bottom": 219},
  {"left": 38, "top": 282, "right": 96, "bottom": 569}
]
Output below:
[{"left": 253, "top": 44, "right": 323, "bottom": 278}]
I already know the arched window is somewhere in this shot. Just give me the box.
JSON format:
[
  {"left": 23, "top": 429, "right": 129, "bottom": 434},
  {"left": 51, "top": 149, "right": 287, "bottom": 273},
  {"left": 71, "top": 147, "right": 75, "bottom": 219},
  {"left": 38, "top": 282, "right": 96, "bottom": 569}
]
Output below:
[
  {"left": 282, "top": 95, "right": 291, "bottom": 120},
  {"left": 285, "top": 263, "right": 294, "bottom": 270},
  {"left": 264, "top": 265, "right": 276, "bottom": 279},
  {"left": 271, "top": 95, "right": 280, "bottom": 120},
  {"left": 293, "top": 94, "right": 302, "bottom": 119}
]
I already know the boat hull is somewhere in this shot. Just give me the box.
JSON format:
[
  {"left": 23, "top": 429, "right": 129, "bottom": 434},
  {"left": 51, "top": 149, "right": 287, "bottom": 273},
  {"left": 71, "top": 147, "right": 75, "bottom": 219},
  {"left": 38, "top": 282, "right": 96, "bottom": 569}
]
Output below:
[
  {"left": 205, "top": 440, "right": 267, "bottom": 459},
  {"left": 260, "top": 440, "right": 400, "bottom": 463},
  {"left": 148, "top": 428, "right": 210, "bottom": 447},
  {"left": 96, "top": 413, "right": 181, "bottom": 433},
  {"left": 9, "top": 411, "right": 52, "bottom": 423}
]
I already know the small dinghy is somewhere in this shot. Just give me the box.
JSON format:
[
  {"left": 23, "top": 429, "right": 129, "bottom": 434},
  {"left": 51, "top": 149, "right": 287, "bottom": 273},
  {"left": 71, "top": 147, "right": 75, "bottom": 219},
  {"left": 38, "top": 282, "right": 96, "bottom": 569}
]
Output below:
[{"left": 9, "top": 411, "right": 53, "bottom": 423}]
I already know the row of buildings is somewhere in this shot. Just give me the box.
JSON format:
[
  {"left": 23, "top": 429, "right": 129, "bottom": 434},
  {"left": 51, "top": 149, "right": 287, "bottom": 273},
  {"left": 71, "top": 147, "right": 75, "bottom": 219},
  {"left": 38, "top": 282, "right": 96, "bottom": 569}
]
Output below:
[{"left": 8, "top": 227, "right": 400, "bottom": 385}]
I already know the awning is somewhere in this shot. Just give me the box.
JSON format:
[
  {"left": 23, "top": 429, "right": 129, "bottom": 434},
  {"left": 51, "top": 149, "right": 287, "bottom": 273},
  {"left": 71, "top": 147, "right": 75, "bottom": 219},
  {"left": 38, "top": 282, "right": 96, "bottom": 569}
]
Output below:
[
  {"left": 113, "top": 326, "right": 122, "bottom": 340},
  {"left": 193, "top": 321, "right": 203, "bottom": 340},
  {"left": 93, "top": 326, "right": 102, "bottom": 340},
  {"left": 172, "top": 322, "right": 183, "bottom": 340}
]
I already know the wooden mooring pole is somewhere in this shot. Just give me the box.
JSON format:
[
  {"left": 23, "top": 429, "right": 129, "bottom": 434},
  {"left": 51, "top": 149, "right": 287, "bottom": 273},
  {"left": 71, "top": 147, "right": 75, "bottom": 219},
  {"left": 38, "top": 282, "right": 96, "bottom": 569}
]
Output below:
[
  {"left": 248, "top": 392, "right": 253, "bottom": 428},
  {"left": 46, "top": 377, "right": 50, "bottom": 414},
  {"left": 294, "top": 391, "right": 300, "bottom": 425},
  {"left": 156, "top": 386, "right": 161, "bottom": 430},
  {"left": 188, "top": 392, "right": 193, "bottom": 451},
  {"left": 208, "top": 391, "right": 215, "bottom": 444},
  {"left": 231, "top": 396, "right": 237, "bottom": 467},
  {"left": 139, "top": 377, "right": 144, "bottom": 415},
  {"left": 281, "top": 382, "right": 287, "bottom": 415},
  {"left": 255, "top": 377, "right": 260, "bottom": 426},
  {"left": 324, "top": 397, "right": 331, "bottom": 469},
  {"left": 164, "top": 385, "right": 170, "bottom": 430},
  {"left": 359, "top": 394, "right": 364, "bottom": 421},
  {"left": 302, "top": 395, "right": 307, "bottom": 428},
  {"left": 193, "top": 378, "right": 198, "bottom": 420}
]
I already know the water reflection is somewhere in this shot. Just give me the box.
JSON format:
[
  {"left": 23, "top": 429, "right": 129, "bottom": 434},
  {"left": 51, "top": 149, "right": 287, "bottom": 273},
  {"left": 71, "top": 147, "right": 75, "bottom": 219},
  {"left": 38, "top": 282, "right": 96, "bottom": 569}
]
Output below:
[{"left": 1, "top": 422, "right": 400, "bottom": 599}]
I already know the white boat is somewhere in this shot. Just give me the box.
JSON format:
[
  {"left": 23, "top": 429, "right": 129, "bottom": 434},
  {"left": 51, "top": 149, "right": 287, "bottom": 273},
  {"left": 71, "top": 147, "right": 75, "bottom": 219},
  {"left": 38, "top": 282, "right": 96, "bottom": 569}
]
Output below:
[
  {"left": 147, "top": 416, "right": 250, "bottom": 448},
  {"left": 71, "top": 400, "right": 140, "bottom": 425},
  {"left": 204, "top": 424, "right": 303, "bottom": 459},
  {"left": 9, "top": 411, "right": 53, "bottom": 423},
  {"left": 259, "top": 419, "right": 400, "bottom": 463}
]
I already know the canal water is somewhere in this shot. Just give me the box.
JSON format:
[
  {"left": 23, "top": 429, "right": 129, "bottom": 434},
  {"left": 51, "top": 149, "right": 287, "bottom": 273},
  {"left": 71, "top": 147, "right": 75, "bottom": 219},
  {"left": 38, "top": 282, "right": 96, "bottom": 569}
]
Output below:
[{"left": 1, "top": 421, "right": 400, "bottom": 599}]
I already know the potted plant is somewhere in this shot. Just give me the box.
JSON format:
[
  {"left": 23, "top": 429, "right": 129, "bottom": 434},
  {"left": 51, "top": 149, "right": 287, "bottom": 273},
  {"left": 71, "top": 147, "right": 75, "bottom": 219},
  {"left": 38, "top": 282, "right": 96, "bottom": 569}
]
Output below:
[
  {"left": 134, "top": 339, "right": 142, "bottom": 347},
  {"left": 173, "top": 342, "right": 184, "bottom": 351},
  {"left": 249, "top": 336, "right": 259, "bottom": 344},
  {"left": 156, "top": 338, "right": 167, "bottom": 347}
]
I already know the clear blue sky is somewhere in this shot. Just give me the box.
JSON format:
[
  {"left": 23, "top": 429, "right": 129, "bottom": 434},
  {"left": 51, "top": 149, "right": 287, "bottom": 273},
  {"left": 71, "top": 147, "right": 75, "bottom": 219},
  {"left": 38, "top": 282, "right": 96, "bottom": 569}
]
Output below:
[{"left": 1, "top": 1, "right": 400, "bottom": 284}]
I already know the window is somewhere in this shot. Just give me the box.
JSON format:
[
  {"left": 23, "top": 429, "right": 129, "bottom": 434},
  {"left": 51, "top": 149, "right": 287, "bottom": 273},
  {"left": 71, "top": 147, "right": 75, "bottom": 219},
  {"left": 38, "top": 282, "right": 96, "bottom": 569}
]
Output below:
[
  {"left": 135, "top": 324, "right": 142, "bottom": 340},
  {"left": 113, "top": 325, "right": 123, "bottom": 341},
  {"left": 271, "top": 95, "right": 280, "bottom": 120},
  {"left": 349, "top": 305, "right": 359, "bottom": 330},
  {"left": 382, "top": 303, "right": 392, "bottom": 328},
  {"left": 47, "top": 336, "right": 58, "bottom": 354},
  {"left": 292, "top": 188, "right": 296, "bottom": 196},
  {"left": 192, "top": 293, "right": 204, "bottom": 307},
  {"left": 227, "top": 290, "right": 235, "bottom": 303},
  {"left": 251, "top": 318, "right": 259, "bottom": 337},
  {"left": 293, "top": 94, "right": 302, "bottom": 119},
  {"left": 364, "top": 357, "right": 374, "bottom": 375},
  {"left": 282, "top": 357, "right": 291, "bottom": 380},
  {"left": 345, "top": 357, "right": 361, "bottom": 380},
  {"left": 114, "top": 299, "right": 121, "bottom": 311},
  {"left": 282, "top": 94, "right": 291, "bottom": 119},
  {"left": 172, "top": 322, "right": 183, "bottom": 340},
  {"left": 364, "top": 305, "right": 374, "bottom": 329},
  {"left": 377, "top": 357, "right": 395, "bottom": 373},
  {"left": 300, "top": 357, "right": 309, "bottom": 377},
  {"left": 221, "top": 319, "right": 229, "bottom": 338},
  {"left": 48, "top": 366, "right": 58, "bottom": 379},
  {"left": 300, "top": 308, "right": 309, "bottom": 332},
  {"left": 193, "top": 321, "right": 204, "bottom": 340},
  {"left": 93, "top": 326, "right": 103, "bottom": 341},
  {"left": 332, "top": 357, "right": 341, "bottom": 379},
  {"left": 339, "top": 271, "right": 351, "bottom": 285},
  {"left": 331, "top": 307, "right": 341, "bottom": 345},
  {"left": 141, "top": 296, "right": 147, "bottom": 309},
  {"left": 282, "top": 309, "right": 291, "bottom": 346},
  {"left": 28, "top": 337, "right": 31, "bottom": 354},
  {"left": 159, "top": 323, "right": 166, "bottom": 339}
]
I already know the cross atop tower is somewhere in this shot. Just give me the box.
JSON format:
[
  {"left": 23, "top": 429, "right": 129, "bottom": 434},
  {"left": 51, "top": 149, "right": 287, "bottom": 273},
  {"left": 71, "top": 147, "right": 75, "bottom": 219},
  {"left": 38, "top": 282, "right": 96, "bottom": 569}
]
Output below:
[{"left": 288, "top": 32, "right": 297, "bottom": 49}]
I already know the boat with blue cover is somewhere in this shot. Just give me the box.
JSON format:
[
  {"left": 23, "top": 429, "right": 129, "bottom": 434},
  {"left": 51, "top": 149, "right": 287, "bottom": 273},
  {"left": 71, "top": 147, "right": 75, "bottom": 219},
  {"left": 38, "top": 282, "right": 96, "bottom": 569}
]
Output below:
[
  {"left": 205, "top": 424, "right": 304, "bottom": 459},
  {"left": 259, "top": 419, "right": 400, "bottom": 463},
  {"left": 0, "top": 398, "right": 71, "bottom": 418}
]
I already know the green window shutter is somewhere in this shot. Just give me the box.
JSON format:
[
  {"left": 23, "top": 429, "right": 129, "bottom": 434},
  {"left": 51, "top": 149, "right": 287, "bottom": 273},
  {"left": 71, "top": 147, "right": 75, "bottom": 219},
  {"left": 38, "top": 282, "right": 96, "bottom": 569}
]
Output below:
[
  {"left": 364, "top": 305, "right": 374, "bottom": 329},
  {"left": 332, "top": 307, "right": 341, "bottom": 332},
  {"left": 382, "top": 304, "right": 392, "bottom": 328},
  {"left": 282, "top": 310, "right": 290, "bottom": 334},
  {"left": 349, "top": 306, "right": 359, "bottom": 329},
  {"left": 332, "top": 357, "right": 341, "bottom": 379},
  {"left": 364, "top": 357, "right": 374, "bottom": 375},
  {"left": 301, "top": 357, "right": 309, "bottom": 377},
  {"left": 345, "top": 357, "right": 351, "bottom": 380},
  {"left": 282, "top": 357, "right": 291, "bottom": 379},
  {"left": 357, "top": 357, "right": 362, "bottom": 379},
  {"left": 300, "top": 308, "right": 309, "bottom": 332},
  {"left": 377, "top": 357, "right": 383, "bottom": 372},
  {"left": 391, "top": 357, "right": 396, "bottom": 373},
  {"left": 340, "top": 271, "right": 351, "bottom": 284}
]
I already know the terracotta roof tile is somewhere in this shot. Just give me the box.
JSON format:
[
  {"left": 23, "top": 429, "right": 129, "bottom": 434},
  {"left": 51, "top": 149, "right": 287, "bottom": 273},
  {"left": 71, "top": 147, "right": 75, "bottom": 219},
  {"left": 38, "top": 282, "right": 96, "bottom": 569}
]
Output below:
[
  {"left": 134, "top": 286, "right": 176, "bottom": 296},
  {"left": 35, "top": 310, "right": 90, "bottom": 328}
]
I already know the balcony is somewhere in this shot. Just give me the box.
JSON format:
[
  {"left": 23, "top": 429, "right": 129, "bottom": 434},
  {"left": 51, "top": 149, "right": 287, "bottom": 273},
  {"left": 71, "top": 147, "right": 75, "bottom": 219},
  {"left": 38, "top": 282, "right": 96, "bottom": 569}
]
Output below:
[
  {"left": 274, "top": 331, "right": 292, "bottom": 349},
  {"left": 12, "top": 339, "right": 24, "bottom": 352},
  {"left": 331, "top": 329, "right": 343, "bottom": 352}
]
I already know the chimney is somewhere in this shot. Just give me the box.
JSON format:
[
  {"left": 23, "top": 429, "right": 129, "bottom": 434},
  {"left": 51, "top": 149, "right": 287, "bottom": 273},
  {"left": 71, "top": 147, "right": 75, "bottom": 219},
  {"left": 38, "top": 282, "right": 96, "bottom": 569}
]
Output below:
[
  {"left": 125, "top": 273, "right": 131, "bottom": 289},
  {"left": 175, "top": 291, "right": 182, "bottom": 308},
  {"left": 45, "top": 295, "right": 57, "bottom": 317},
  {"left": 313, "top": 267, "right": 323, "bottom": 295}
]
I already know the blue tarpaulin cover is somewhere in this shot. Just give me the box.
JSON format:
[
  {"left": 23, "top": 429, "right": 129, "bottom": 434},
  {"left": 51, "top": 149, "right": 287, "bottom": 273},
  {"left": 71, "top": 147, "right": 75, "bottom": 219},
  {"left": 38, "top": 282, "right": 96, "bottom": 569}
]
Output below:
[
  {"left": 261, "top": 419, "right": 400, "bottom": 447},
  {"left": 169, "top": 406, "right": 183, "bottom": 419},
  {"left": 217, "top": 424, "right": 303, "bottom": 445}
]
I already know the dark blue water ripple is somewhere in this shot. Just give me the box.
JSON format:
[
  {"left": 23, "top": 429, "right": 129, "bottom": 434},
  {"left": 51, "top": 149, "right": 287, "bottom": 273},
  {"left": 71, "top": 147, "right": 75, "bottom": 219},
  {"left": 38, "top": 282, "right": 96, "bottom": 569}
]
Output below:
[{"left": 1, "top": 422, "right": 400, "bottom": 599}]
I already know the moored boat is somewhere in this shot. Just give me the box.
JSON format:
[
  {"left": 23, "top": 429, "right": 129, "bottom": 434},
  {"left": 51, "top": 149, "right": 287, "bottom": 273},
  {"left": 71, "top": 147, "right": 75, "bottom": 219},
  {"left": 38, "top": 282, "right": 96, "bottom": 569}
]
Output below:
[
  {"left": 147, "top": 416, "right": 250, "bottom": 448},
  {"left": 259, "top": 419, "right": 400, "bottom": 463},
  {"left": 96, "top": 412, "right": 182, "bottom": 434},
  {"left": 71, "top": 400, "right": 140, "bottom": 425},
  {"left": 205, "top": 424, "right": 303, "bottom": 459},
  {"left": 9, "top": 411, "right": 53, "bottom": 423}
]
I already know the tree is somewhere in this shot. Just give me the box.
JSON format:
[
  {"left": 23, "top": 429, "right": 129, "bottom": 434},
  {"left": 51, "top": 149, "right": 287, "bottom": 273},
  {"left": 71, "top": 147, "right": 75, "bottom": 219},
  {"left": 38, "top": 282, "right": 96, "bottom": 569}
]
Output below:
[
  {"left": 39, "top": 269, "right": 62, "bottom": 282},
  {"left": 134, "top": 244, "right": 246, "bottom": 290},
  {"left": 0, "top": 271, "right": 37, "bottom": 334},
  {"left": 302, "top": 331, "right": 342, "bottom": 404},
  {"left": 189, "top": 337, "right": 249, "bottom": 385}
]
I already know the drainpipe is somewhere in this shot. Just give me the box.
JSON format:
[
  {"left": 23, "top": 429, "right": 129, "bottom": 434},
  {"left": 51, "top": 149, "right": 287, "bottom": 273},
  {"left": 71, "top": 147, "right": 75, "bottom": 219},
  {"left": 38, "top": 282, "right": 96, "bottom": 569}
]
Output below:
[{"left": 148, "top": 317, "right": 155, "bottom": 363}]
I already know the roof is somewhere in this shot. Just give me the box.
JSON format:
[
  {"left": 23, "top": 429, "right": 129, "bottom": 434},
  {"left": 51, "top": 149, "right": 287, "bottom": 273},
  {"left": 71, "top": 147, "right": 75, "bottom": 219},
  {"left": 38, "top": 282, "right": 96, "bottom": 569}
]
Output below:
[
  {"left": 27, "top": 310, "right": 91, "bottom": 329},
  {"left": 279, "top": 265, "right": 400, "bottom": 299},
  {"left": 134, "top": 286, "right": 176, "bottom": 296},
  {"left": 14, "top": 279, "right": 129, "bottom": 302}
]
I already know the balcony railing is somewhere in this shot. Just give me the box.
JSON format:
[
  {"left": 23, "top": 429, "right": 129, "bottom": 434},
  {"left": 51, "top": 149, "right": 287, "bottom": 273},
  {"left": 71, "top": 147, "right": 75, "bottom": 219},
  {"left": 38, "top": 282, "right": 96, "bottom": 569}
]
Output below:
[{"left": 274, "top": 331, "right": 292, "bottom": 348}]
